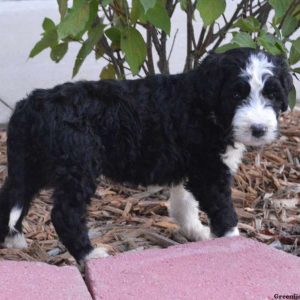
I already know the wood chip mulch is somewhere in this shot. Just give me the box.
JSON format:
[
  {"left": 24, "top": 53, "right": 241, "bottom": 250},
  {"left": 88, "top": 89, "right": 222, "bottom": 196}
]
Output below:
[{"left": 0, "top": 112, "right": 299, "bottom": 266}]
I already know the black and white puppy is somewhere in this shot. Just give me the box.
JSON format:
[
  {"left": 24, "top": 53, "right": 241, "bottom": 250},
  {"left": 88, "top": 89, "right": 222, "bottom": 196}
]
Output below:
[{"left": 0, "top": 48, "right": 292, "bottom": 263}]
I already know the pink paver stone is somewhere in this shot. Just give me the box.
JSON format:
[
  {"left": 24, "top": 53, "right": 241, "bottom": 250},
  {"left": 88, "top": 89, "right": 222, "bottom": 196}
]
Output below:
[
  {"left": 86, "top": 237, "right": 300, "bottom": 300},
  {"left": 0, "top": 261, "right": 92, "bottom": 300}
]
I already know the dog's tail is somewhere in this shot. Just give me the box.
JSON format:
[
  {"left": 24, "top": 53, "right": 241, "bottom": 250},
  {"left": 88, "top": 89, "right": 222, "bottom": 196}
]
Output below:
[{"left": 6, "top": 99, "right": 32, "bottom": 178}]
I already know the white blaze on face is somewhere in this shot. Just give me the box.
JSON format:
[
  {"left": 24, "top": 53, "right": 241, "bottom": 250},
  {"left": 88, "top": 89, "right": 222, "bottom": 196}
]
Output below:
[{"left": 232, "top": 53, "right": 278, "bottom": 146}]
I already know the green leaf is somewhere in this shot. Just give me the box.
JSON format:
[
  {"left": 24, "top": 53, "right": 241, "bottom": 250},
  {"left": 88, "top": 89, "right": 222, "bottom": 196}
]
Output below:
[
  {"left": 215, "top": 43, "right": 239, "bottom": 53},
  {"left": 231, "top": 32, "right": 256, "bottom": 48},
  {"left": 50, "top": 42, "right": 68, "bottom": 62},
  {"left": 105, "top": 27, "right": 121, "bottom": 43},
  {"left": 100, "top": 64, "right": 116, "bottom": 79},
  {"left": 289, "top": 37, "right": 300, "bottom": 65},
  {"left": 95, "top": 42, "right": 105, "bottom": 59},
  {"left": 282, "top": 15, "right": 298, "bottom": 37},
  {"left": 272, "top": 15, "right": 281, "bottom": 26},
  {"left": 121, "top": 27, "right": 146, "bottom": 75},
  {"left": 105, "top": 27, "right": 121, "bottom": 50},
  {"left": 58, "top": 0, "right": 98, "bottom": 40},
  {"left": 292, "top": 67, "right": 300, "bottom": 74},
  {"left": 257, "top": 31, "right": 282, "bottom": 55},
  {"left": 139, "top": 0, "right": 156, "bottom": 12},
  {"left": 73, "top": 24, "right": 105, "bottom": 77},
  {"left": 42, "top": 17, "right": 56, "bottom": 31},
  {"left": 30, "top": 34, "right": 57, "bottom": 58},
  {"left": 86, "top": 0, "right": 99, "bottom": 30},
  {"left": 233, "top": 17, "right": 261, "bottom": 33},
  {"left": 275, "top": 39, "right": 287, "bottom": 55},
  {"left": 131, "top": 0, "right": 144, "bottom": 23},
  {"left": 29, "top": 18, "right": 58, "bottom": 58},
  {"left": 180, "top": 0, "right": 188, "bottom": 11},
  {"left": 270, "top": 22, "right": 282, "bottom": 39},
  {"left": 294, "top": 4, "right": 300, "bottom": 21},
  {"left": 288, "top": 85, "right": 296, "bottom": 110},
  {"left": 269, "top": 0, "right": 293, "bottom": 17},
  {"left": 101, "top": 0, "right": 113, "bottom": 6},
  {"left": 264, "top": 25, "right": 287, "bottom": 55},
  {"left": 57, "top": 0, "right": 91, "bottom": 40},
  {"left": 196, "top": 0, "right": 225, "bottom": 26},
  {"left": 145, "top": 2, "right": 171, "bottom": 34},
  {"left": 57, "top": 0, "right": 68, "bottom": 18}
]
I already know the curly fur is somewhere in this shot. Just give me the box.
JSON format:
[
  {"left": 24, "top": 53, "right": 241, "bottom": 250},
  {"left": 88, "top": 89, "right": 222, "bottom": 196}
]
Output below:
[{"left": 0, "top": 48, "right": 292, "bottom": 262}]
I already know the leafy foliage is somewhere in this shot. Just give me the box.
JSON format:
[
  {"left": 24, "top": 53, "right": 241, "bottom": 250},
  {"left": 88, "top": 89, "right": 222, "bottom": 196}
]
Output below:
[
  {"left": 120, "top": 27, "right": 147, "bottom": 75},
  {"left": 145, "top": 2, "right": 171, "bottom": 35},
  {"left": 100, "top": 63, "right": 116, "bottom": 79},
  {"left": 50, "top": 42, "right": 68, "bottom": 63},
  {"left": 30, "top": 0, "right": 300, "bottom": 108},
  {"left": 29, "top": 18, "right": 58, "bottom": 58},
  {"left": 57, "top": 0, "right": 92, "bottom": 40},
  {"left": 197, "top": 0, "right": 226, "bottom": 26},
  {"left": 73, "top": 23, "right": 105, "bottom": 77},
  {"left": 139, "top": 0, "right": 156, "bottom": 12}
]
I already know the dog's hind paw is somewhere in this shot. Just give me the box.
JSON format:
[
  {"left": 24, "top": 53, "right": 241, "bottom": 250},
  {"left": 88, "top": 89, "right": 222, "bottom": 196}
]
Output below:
[
  {"left": 2, "top": 233, "right": 28, "bottom": 249},
  {"left": 84, "top": 247, "right": 109, "bottom": 261},
  {"left": 224, "top": 226, "right": 239, "bottom": 238},
  {"left": 182, "top": 222, "right": 212, "bottom": 241}
]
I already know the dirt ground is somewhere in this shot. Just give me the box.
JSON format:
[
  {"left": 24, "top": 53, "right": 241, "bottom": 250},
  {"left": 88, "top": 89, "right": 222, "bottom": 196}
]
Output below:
[{"left": 0, "top": 112, "right": 299, "bottom": 266}]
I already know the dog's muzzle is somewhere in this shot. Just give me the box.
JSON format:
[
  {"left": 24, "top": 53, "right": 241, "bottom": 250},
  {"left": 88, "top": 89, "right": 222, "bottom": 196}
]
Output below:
[
  {"left": 250, "top": 124, "right": 268, "bottom": 138},
  {"left": 232, "top": 99, "right": 278, "bottom": 147}
]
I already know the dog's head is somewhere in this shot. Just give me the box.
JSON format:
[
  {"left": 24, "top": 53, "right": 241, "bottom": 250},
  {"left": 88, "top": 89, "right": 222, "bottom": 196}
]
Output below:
[{"left": 199, "top": 48, "right": 293, "bottom": 146}]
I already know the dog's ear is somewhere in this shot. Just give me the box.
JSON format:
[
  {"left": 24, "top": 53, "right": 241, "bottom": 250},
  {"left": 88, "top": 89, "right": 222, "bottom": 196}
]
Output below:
[{"left": 273, "top": 56, "right": 293, "bottom": 112}]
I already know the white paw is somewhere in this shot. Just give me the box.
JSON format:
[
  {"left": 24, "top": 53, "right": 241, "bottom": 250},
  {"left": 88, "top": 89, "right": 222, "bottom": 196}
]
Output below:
[
  {"left": 224, "top": 226, "right": 240, "bottom": 238},
  {"left": 3, "top": 233, "right": 28, "bottom": 249},
  {"left": 84, "top": 247, "right": 109, "bottom": 261},
  {"left": 182, "top": 222, "right": 212, "bottom": 241}
]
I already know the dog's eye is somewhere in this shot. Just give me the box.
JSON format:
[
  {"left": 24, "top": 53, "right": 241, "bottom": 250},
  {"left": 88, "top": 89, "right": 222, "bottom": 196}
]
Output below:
[
  {"left": 267, "top": 92, "right": 276, "bottom": 100},
  {"left": 263, "top": 90, "right": 277, "bottom": 101},
  {"left": 233, "top": 92, "right": 241, "bottom": 100}
]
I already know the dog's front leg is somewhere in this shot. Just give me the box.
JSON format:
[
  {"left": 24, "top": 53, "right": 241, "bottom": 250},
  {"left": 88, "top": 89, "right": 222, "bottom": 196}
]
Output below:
[
  {"left": 168, "top": 185, "right": 212, "bottom": 241},
  {"left": 186, "top": 163, "right": 239, "bottom": 238}
]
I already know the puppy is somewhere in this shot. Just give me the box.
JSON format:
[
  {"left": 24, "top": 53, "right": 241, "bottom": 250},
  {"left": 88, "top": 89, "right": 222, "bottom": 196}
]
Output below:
[{"left": 0, "top": 48, "right": 292, "bottom": 263}]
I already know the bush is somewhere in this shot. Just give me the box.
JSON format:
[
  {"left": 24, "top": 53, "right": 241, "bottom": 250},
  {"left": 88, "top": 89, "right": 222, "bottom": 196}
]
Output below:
[{"left": 30, "top": 0, "right": 300, "bottom": 107}]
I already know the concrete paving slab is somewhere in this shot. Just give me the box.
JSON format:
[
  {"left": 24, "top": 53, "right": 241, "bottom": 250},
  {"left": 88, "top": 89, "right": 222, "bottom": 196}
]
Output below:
[
  {"left": 0, "top": 261, "right": 92, "bottom": 300},
  {"left": 86, "top": 237, "right": 300, "bottom": 300}
]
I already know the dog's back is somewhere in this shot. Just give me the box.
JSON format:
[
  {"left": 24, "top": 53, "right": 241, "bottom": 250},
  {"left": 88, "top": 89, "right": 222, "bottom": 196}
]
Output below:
[{"left": 6, "top": 76, "right": 191, "bottom": 188}]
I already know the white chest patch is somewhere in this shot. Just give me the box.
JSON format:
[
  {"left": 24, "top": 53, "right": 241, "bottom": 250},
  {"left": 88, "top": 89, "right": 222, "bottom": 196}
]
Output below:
[{"left": 221, "top": 142, "right": 245, "bottom": 174}]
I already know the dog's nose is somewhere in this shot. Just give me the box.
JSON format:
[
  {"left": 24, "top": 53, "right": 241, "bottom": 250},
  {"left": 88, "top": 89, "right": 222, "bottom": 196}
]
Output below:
[{"left": 251, "top": 124, "right": 267, "bottom": 138}]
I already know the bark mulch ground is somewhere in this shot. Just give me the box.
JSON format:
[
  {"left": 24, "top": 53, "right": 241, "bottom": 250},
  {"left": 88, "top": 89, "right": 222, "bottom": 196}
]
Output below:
[{"left": 0, "top": 112, "right": 299, "bottom": 266}]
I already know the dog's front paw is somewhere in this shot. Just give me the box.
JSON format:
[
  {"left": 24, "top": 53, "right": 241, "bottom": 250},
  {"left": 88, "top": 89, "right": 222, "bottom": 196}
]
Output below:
[
  {"left": 84, "top": 247, "right": 109, "bottom": 261},
  {"left": 224, "top": 226, "right": 239, "bottom": 238},
  {"left": 2, "top": 233, "right": 28, "bottom": 249},
  {"left": 181, "top": 222, "right": 212, "bottom": 241}
]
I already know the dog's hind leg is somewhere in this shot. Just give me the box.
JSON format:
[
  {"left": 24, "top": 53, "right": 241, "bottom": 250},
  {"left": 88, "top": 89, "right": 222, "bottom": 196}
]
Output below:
[
  {"left": 0, "top": 134, "right": 43, "bottom": 249},
  {"left": 168, "top": 185, "right": 211, "bottom": 241},
  {"left": 0, "top": 173, "right": 42, "bottom": 249},
  {"left": 51, "top": 168, "right": 108, "bottom": 263}
]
